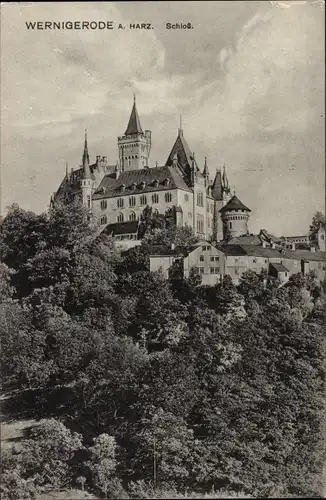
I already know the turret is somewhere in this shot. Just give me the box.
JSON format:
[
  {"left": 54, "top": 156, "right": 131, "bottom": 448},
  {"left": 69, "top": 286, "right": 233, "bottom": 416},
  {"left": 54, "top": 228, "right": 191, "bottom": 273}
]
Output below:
[
  {"left": 203, "top": 157, "right": 209, "bottom": 187},
  {"left": 219, "top": 193, "right": 251, "bottom": 240},
  {"left": 117, "top": 95, "right": 151, "bottom": 171}
]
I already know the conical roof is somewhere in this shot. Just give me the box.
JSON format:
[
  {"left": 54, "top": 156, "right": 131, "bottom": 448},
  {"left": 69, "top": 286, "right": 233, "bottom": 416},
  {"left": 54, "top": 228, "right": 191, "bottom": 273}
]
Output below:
[
  {"left": 219, "top": 195, "right": 251, "bottom": 213},
  {"left": 82, "top": 130, "right": 91, "bottom": 179},
  {"left": 211, "top": 169, "right": 223, "bottom": 200},
  {"left": 125, "top": 97, "right": 143, "bottom": 135}
]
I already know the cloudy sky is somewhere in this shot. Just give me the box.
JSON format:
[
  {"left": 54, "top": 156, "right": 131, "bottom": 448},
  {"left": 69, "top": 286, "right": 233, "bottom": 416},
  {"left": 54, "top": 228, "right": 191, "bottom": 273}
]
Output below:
[{"left": 1, "top": 0, "right": 324, "bottom": 235}]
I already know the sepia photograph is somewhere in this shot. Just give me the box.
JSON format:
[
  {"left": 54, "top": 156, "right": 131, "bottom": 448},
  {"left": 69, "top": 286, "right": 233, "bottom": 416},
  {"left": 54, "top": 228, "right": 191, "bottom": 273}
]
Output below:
[{"left": 0, "top": 1, "right": 325, "bottom": 499}]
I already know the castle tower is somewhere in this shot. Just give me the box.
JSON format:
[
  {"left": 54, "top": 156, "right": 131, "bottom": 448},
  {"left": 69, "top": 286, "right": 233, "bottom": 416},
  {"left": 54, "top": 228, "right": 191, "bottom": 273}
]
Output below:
[
  {"left": 211, "top": 165, "right": 231, "bottom": 241},
  {"left": 80, "top": 130, "right": 94, "bottom": 210},
  {"left": 118, "top": 95, "right": 151, "bottom": 171},
  {"left": 219, "top": 194, "right": 251, "bottom": 240}
]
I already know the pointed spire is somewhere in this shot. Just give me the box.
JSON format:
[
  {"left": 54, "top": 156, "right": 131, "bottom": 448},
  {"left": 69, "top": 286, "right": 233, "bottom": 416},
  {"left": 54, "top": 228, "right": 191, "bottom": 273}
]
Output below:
[
  {"left": 203, "top": 157, "right": 209, "bottom": 176},
  {"left": 65, "top": 162, "right": 68, "bottom": 179},
  {"left": 82, "top": 129, "right": 90, "bottom": 166},
  {"left": 82, "top": 129, "right": 91, "bottom": 179},
  {"left": 178, "top": 114, "right": 183, "bottom": 137},
  {"left": 233, "top": 184, "right": 236, "bottom": 196},
  {"left": 125, "top": 95, "right": 143, "bottom": 135}
]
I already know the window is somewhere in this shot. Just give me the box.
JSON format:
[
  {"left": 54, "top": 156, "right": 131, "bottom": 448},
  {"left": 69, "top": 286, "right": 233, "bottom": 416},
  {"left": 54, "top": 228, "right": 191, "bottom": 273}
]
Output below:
[
  {"left": 165, "top": 192, "right": 172, "bottom": 203},
  {"left": 87, "top": 195, "right": 91, "bottom": 208},
  {"left": 202, "top": 245, "right": 210, "bottom": 251},
  {"left": 230, "top": 222, "right": 232, "bottom": 229},
  {"left": 321, "top": 234, "right": 325, "bottom": 240},
  {"left": 211, "top": 204, "right": 214, "bottom": 215},
  {"left": 188, "top": 212, "right": 192, "bottom": 219},
  {"left": 140, "top": 195, "right": 147, "bottom": 206},
  {"left": 184, "top": 194, "right": 189, "bottom": 202},
  {"left": 152, "top": 193, "right": 159, "bottom": 204},
  {"left": 129, "top": 212, "right": 136, "bottom": 221},
  {"left": 100, "top": 200, "right": 107, "bottom": 210},
  {"left": 200, "top": 255, "right": 204, "bottom": 262},
  {"left": 210, "top": 256, "right": 219, "bottom": 262},
  {"left": 117, "top": 198, "right": 124, "bottom": 208},
  {"left": 117, "top": 213, "right": 124, "bottom": 222},
  {"left": 207, "top": 204, "right": 210, "bottom": 213},
  {"left": 129, "top": 196, "right": 136, "bottom": 207},
  {"left": 100, "top": 215, "right": 107, "bottom": 225},
  {"left": 253, "top": 259, "right": 257, "bottom": 263},
  {"left": 197, "top": 192, "right": 204, "bottom": 207},
  {"left": 198, "top": 267, "right": 204, "bottom": 274},
  {"left": 208, "top": 219, "right": 211, "bottom": 228},
  {"left": 210, "top": 267, "right": 220, "bottom": 274},
  {"left": 197, "top": 215, "right": 204, "bottom": 233}
]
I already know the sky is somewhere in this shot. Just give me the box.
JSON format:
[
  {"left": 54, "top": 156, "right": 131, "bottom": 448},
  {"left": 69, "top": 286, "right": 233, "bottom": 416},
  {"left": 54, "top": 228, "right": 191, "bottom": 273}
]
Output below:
[{"left": 1, "top": 0, "right": 324, "bottom": 235}]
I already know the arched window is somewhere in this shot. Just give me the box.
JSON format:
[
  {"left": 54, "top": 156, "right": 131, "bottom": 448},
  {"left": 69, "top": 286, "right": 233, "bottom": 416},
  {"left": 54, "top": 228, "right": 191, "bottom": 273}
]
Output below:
[
  {"left": 165, "top": 192, "right": 172, "bottom": 203},
  {"left": 129, "top": 212, "right": 136, "bottom": 221},
  {"left": 129, "top": 196, "right": 136, "bottom": 206},
  {"left": 87, "top": 195, "right": 91, "bottom": 208},
  {"left": 100, "top": 215, "right": 107, "bottom": 225},
  {"left": 230, "top": 222, "right": 232, "bottom": 229},
  {"left": 117, "top": 213, "right": 124, "bottom": 222},
  {"left": 117, "top": 198, "right": 124, "bottom": 208},
  {"left": 140, "top": 195, "right": 147, "bottom": 206},
  {"left": 152, "top": 193, "right": 159, "bottom": 204}
]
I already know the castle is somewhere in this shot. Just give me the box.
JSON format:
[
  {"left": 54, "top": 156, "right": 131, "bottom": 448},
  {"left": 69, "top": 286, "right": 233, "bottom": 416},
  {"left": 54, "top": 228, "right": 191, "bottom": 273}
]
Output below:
[
  {"left": 54, "top": 96, "right": 252, "bottom": 243},
  {"left": 53, "top": 97, "right": 325, "bottom": 285}
]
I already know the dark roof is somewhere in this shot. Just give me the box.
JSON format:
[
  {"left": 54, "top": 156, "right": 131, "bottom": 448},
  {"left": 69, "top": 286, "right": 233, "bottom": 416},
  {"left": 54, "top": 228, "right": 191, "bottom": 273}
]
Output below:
[
  {"left": 270, "top": 262, "right": 289, "bottom": 273},
  {"left": 219, "top": 243, "right": 325, "bottom": 262},
  {"left": 93, "top": 165, "right": 190, "bottom": 199},
  {"left": 218, "top": 244, "right": 248, "bottom": 256},
  {"left": 125, "top": 99, "right": 143, "bottom": 135},
  {"left": 211, "top": 170, "right": 223, "bottom": 200},
  {"left": 165, "top": 132, "right": 199, "bottom": 173},
  {"left": 102, "top": 221, "right": 139, "bottom": 236},
  {"left": 149, "top": 245, "right": 188, "bottom": 257},
  {"left": 219, "top": 195, "right": 251, "bottom": 213}
]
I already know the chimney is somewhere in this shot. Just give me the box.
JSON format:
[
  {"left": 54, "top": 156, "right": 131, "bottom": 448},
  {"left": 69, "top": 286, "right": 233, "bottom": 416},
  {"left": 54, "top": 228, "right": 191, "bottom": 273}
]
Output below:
[
  {"left": 310, "top": 246, "right": 316, "bottom": 253},
  {"left": 291, "top": 242, "right": 296, "bottom": 251},
  {"left": 102, "top": 156, "right": 107, "bottom": 164},
  {"left": 71, "top": 168, "right": 74, "bottom": 173},
  {"left": 262, "top": 241, "right": 267, "bottom": 248},
  {"left": 96, "top": 155, "right": 101, "bottom": 163},
  {"left": 271, "top": 243, "right": 276, "bottom": 249},
  {"left": 171, "top": 243, "right": 175, "bottom": 250}
]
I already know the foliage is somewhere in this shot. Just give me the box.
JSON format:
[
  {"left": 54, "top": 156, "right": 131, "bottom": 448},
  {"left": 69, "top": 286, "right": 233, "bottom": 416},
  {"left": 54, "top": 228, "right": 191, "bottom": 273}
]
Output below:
[
  {"left": 138, "top": 205, "right": 166, "bottom": 239},
  {"left": 309, "top": 210, "right": 325, "bottom": 242},
  {"left": 1, "top": 203, "right": 325, "bottom": 499}
]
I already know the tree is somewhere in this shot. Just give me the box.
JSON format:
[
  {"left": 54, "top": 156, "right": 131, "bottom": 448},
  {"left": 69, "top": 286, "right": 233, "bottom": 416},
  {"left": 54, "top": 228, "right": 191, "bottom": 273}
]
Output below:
[
  {"left": 309, "top": 211, "right": 325, "bottom": 243},
  {"left": 89, "top": 434, "right": 118, "bottom": 499},
  {"left": 20, "top": 419, "right": 83, "bottom": 490},
  {"left": 138, "top": 206, "right": 166, "bottom": 239}
]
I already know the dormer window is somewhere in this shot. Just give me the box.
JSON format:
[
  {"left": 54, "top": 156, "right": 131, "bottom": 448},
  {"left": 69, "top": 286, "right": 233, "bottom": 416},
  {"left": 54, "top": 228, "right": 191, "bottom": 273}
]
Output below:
[
  {"left": 131, "top": 182, "right": 137, "bottom": 191},
  {"left": 120, "top": 184, "right": 126, "bottom": 192},
  {"left": 140, "top": 180, "right": 146, "bottom": 189},
  {"left": 153, "top": 179, "right": 159, "bottom": 188},
  {"left": 164, "top": 178, "right": 170, "bottom": 186}
]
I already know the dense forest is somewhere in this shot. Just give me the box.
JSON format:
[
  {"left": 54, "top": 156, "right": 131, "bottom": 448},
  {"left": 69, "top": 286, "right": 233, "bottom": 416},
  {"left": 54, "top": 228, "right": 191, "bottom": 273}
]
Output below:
[{"left": 0, "top": 201, "right": 325, "bottom": 499}]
